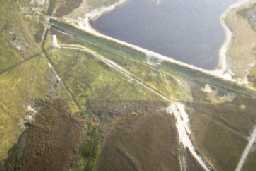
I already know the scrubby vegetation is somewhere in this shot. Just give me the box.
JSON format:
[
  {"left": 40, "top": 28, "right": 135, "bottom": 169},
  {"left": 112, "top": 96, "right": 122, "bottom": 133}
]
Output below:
[
  {"left": 248, "top": 67, "right": 256, "bottom": 88},
  {"left": 3, "top": 99, "right": 83, "bottom": 171},
  {"left": 72, "top": 120, "right": 101, "bottom": 171},
  {"left": 2, "top": 0, "right": 256, "bottom": 171}
]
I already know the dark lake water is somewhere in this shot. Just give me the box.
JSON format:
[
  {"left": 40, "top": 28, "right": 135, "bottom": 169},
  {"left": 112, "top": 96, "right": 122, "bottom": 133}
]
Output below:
[{"left": 92, "top": 0, "right": 237, "bottom": 69}]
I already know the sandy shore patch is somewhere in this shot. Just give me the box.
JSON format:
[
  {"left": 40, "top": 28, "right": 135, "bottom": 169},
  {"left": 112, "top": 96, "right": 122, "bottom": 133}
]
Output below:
[{"left": 225, "top": 1, "right": 256, "bottom": 81}]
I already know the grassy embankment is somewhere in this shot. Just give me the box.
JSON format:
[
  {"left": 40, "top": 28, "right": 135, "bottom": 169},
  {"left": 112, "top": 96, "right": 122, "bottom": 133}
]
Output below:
[
  {"left": 50, "top": 19, "right": 256, "bottom": 99},
  {"left": 48, "top": 10, "right": 256, "bottom": 171},
  {"left": 42, "top": 7, "right": 190, "bottom": 169},
  {"left": 2, "top": 0, "right": 256, "bottom": 170},
  {"left": 43, "top": 31, "right": 179, "bottom": 170},
  {"left": 1, "top": 0, "right": 170, "bottom": 169}
]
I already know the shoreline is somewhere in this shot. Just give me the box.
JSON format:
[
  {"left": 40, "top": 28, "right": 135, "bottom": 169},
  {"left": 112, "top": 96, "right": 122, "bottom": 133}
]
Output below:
[
  {"left": 71, "top": 0, "right": 253, "bottom": 83},
  {"left": 84, "top": 0, "right": 127, "bottom": 25},
  {"left": 217, "top": 0, "right": 253, "bottom": 78}
]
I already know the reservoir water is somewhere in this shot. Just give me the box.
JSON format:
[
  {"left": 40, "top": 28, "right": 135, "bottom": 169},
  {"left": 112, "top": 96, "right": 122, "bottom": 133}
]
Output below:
[{"left": 91, "top": 0, "right": 237, "bottom": 69}]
